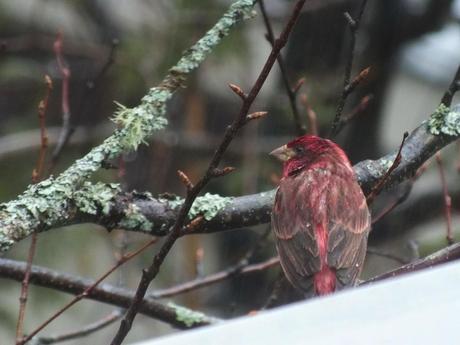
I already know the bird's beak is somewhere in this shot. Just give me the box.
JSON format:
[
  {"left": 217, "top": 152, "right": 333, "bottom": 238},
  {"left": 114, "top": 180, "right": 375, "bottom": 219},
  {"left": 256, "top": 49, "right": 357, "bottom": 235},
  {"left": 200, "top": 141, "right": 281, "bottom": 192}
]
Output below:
[{"left": 269, "top": 145, "right": 296, "bottom": 162}]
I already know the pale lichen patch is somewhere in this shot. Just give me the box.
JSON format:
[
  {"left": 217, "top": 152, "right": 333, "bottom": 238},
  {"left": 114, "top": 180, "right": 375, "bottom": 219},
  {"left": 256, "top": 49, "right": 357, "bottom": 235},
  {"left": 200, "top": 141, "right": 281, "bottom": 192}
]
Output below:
[
  {"left": 428, "top": 104, "right": 460, "bottom": 136},
  {"left": 159, "top": 193, "right": 232, "bottom": 221},
  {"left": 167, "top": 302, "right": 208, "bottom": 327},
  {"left": 118, "top": 203, "right": 153, "bottom": 231},
  {"left": 74, "top": 182, "right": 120, "bottom": 215},
  {"left": 189, "top": 193, "right": 233, "bottom": 220}
]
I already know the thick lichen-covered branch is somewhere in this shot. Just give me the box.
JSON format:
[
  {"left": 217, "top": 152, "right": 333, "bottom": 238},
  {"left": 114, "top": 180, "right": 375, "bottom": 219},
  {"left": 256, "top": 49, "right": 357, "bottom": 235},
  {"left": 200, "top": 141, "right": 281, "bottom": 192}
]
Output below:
[
  {"left": 354, "top": 103, "right": 460, "bottom": 192},
  {"left": 0, "top": 0, "right": 257, "bottom": 252},
  {"left": 1, "top": 104, "right": 458, "bottom": 248}
]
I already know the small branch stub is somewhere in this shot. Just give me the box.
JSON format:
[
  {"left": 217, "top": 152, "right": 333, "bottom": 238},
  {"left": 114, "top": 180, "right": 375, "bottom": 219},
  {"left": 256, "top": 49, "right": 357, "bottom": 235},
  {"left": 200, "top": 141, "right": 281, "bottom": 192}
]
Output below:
[
  {"left": 229, "top": 83, "right": 246, "bottom": 100},
  {"left": 246, "top": 111, "right": 268, "bottom": 123},
  {"left": 367, "top": 131, "right": 409, "bottom": 204},
  {"left": 344, "top": 12, "right": 356, "bottom": 28},
  {"left": 44, "top": 75, "right": 53, "bottom": 90},
  {"left": 300, "top": 94, "right": 318, "bottom": 136},
  {"left": 184, "top": 215, "right": 205, "bottom": 233},
  {"left": 336, "top": 94, "right": 373, "bottom": 133},
  {"left": 292, "top": 78, "right": 305, "bottom": 94},
  {"left": 350, "top": 94, "right": 372, "bottom": 115},
  {"left": 345, "top": 66, "right": 371, "bottom": 95},
  {"left": 212, "top": 166, "right": 236, "bottom": 178},
  {"left": 177, "top": 170, "right": 194, "bottom": 191}
]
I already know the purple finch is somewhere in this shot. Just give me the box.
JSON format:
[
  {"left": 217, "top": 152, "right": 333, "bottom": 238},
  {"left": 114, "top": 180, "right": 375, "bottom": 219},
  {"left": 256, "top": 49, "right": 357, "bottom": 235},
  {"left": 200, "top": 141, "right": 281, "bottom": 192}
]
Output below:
[{"left": 270, "top": 135, "right": 370, "bottom": 296}]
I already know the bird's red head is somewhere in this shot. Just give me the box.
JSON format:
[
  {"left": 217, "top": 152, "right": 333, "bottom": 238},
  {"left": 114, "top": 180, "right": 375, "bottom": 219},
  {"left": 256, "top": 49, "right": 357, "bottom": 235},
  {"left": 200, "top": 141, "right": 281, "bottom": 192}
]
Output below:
[{"left": 270, "top": 135, "right": 351, "bottom": 177}]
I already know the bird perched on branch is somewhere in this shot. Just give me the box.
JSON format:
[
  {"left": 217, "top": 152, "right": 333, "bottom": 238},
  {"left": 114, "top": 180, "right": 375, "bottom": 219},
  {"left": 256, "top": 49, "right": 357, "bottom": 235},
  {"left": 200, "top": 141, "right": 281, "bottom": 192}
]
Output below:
[{"left": 270, "top": 135, "right": 370, "bottom": 296}]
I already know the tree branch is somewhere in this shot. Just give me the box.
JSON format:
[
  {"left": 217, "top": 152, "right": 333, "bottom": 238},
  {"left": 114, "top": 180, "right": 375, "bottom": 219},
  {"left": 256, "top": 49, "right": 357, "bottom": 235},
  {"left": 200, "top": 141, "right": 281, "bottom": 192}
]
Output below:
[
  {"left": 0, "top": 0, "right": 257, "bottom": 253},
  {"left": 0, "top": 258, "right": 217, "bottom": 330},
  {"left": 150, "top": 257, "right": 279, "bottom": 299},
  {"left": 363, "top": 242, "right": 460, "bottom": 284},
  {"left": 1, "top": 104, "right": 460, "bottom": 248},
  {"left": 33, "top": 310, "right": 122, "bottom": 345},
  {"left": 258, "top": 0, "right": 305, "bottom": 136}
]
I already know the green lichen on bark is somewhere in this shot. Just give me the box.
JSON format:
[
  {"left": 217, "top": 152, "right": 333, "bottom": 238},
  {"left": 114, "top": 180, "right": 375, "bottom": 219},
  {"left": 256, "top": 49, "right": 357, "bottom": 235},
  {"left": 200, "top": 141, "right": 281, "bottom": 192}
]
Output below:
[
  {"left": 167, "top": 302, "right": 209, "bottom": 327},
  {"left": 0, "top": 0, "right": 257, "bottom": 252},
  {"left": 189, "top": 193, "right": 233, "bottom": 220},
  {"left": 74, "top": 182, "right": 120, "bottom": 215},
  {"left": 159, "top": 193, "right": 233, "bottom": 221},
  {"left": 169, "top": 0, "right": 256, "bottom": 75},
  {"left": 112, "top": 0, "right": 256, "bottom": 152},
  {"left": 0, "top": 180, "right": 120, "bottom": 251},
  {"left": 118, "top": 203, "right": 153, "bottom": 231},
  {"left": 428, "top": 104, "right": 460, "bottom": 136}
]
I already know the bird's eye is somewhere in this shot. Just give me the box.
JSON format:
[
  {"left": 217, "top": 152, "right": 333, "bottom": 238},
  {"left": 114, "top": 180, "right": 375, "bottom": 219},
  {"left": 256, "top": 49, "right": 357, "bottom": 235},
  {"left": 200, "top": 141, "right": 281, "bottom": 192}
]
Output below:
[{"left": 294, "top": 146, "right": 304, "bottom": 154}]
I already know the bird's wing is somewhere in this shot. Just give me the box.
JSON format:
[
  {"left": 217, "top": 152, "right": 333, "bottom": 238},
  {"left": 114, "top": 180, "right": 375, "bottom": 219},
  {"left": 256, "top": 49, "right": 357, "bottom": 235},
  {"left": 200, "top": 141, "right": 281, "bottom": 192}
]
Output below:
[
  {"left": 271, "top": 168, "right": 329, "bottom": 292},
  {"left": 326, "top": 172, "right": 371, "bottom": 288}
]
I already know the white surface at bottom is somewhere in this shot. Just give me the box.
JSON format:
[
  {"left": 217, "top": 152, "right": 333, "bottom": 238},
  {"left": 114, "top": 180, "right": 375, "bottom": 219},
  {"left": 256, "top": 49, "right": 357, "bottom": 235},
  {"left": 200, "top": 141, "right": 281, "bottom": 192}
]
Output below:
[{"left": 133, "top": 261, "right": 460, "bottom": 345}]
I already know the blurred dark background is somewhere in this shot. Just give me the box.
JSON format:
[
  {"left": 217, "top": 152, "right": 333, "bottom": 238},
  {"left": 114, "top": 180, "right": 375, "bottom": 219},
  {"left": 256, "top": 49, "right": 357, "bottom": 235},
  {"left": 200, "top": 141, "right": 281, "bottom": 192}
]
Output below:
[{"left": 0, "top": 0, "right": 459, "bottom": 343}]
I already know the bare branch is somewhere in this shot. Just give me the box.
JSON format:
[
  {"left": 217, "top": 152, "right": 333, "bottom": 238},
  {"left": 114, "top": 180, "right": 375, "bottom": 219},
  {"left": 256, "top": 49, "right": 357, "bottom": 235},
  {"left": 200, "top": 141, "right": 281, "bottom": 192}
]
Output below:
[
  {"left": 441, "top": 64, "right": 460, "bottom": 107},
  {"left": 34, "top": 310, "right": 122, "bottom": 345},
  {"left": 329, "top": 0, "right": 369, "bottom": 137},
  {"left": 151, "top": 257, "right": 279, "bottom": 299},
  {"left": 19, "top": 239, "right": 157, "bottom": 344},
  {"left": 366, "top": 131, "right": 408, "bottom": 204},
  {"left": 16, "top": 75, "right": 53, "bottom": 344},
  {"left": 258, "top": 0, "right": 305, "bottom": 136},
  {"left": 51, "top": 32, "right": 74, "bottom": 164},
  {"left": 300, "top": 93, "right": 318, "bottom": 135},
  {"left": 435, "top": 152, "right": 454, "bottom": 245},
  {"left": 363, "top": 242, "right": 460, "bottom": 284},
  {"left": 0, "top": 258, "right": 216, "bottom": 329}
]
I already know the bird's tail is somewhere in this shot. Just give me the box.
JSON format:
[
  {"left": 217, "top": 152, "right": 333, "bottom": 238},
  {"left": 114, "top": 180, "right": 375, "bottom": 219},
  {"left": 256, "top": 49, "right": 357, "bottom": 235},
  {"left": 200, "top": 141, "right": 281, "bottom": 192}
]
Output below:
[{"left": 314, "top": 266, "right": 336, "bottom": 295}]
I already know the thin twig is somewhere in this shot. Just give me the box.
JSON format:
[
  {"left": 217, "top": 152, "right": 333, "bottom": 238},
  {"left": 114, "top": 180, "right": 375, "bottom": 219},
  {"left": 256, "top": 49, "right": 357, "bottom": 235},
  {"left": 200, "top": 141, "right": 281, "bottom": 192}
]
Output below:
[
  {"left": 194, "top": 247, "right": 205, "bottom": 278},
  {"left": 334, "top": 94, "right": 373, "bottom": 134},
  {"left": 50, "top": 38, "right": 118, "bottom": 170},
  {"left": 0, "top": 258, "right": 216, "bottom": 329},
  {"left": 35, "top": 310, "right": 123, "bottom": 345},
  {"left": 86, "top": 38, "right": 119, "bottom": 91},
  {"left": 19, "top": 239, "right": 158, "bottom": 345},
  {"left": 152, "top": 227, "right": 274, "bottom": 298},
  {"left": 366, "top": 131, "right": 408, "bottom": 204},
  {"left": 371, "top": 161, "right": 429, "bottom": 224},
  {"left": 258, "top": 0, "right": 305, "bottom": 136},
  {"left": 110, "top": 2, "right": 307, "bottom": 343},
  {"left": 371, "top": 186, "right": 412, "bottom": 225},
  {"left": 363, "top": 242, "right": 460, "bottom": 284},
  {"left": 329, "top": 0, "right": 369, "bottom": 137},
  {"left": 457, "top": 141, "right": 460, "bottom": 174},
  {"left": 407, "top": 240, "right": 420, "bottom": 261},
  {"left": 366, "top": 246, "right": 408, "bottom": 264},
  {"left": 262, "top": 272, "right": 288, "bottom": 309},
  {"left": 300, "top": 93, "right": 318, "bottom": 135},
  {"left": 51, "top": 32, "right": 74, "bottom": 164},
  {"left": 32, "top": 76, "right": 52, "bottom": 183},
  {"left": 435, "top": 152, "right": 454, "bottom": 245},
  {"left": 151, "top": 257, "right": 279, "bottom": 299},
  {"left": 16, "top": 75, "right": 52, "bottom": 344},
  {"left": 441, "top": 64, "right": 460, "bottom": 107},
  {"left": 16, "top": 234, "right": 38, "bottom": 345}
]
